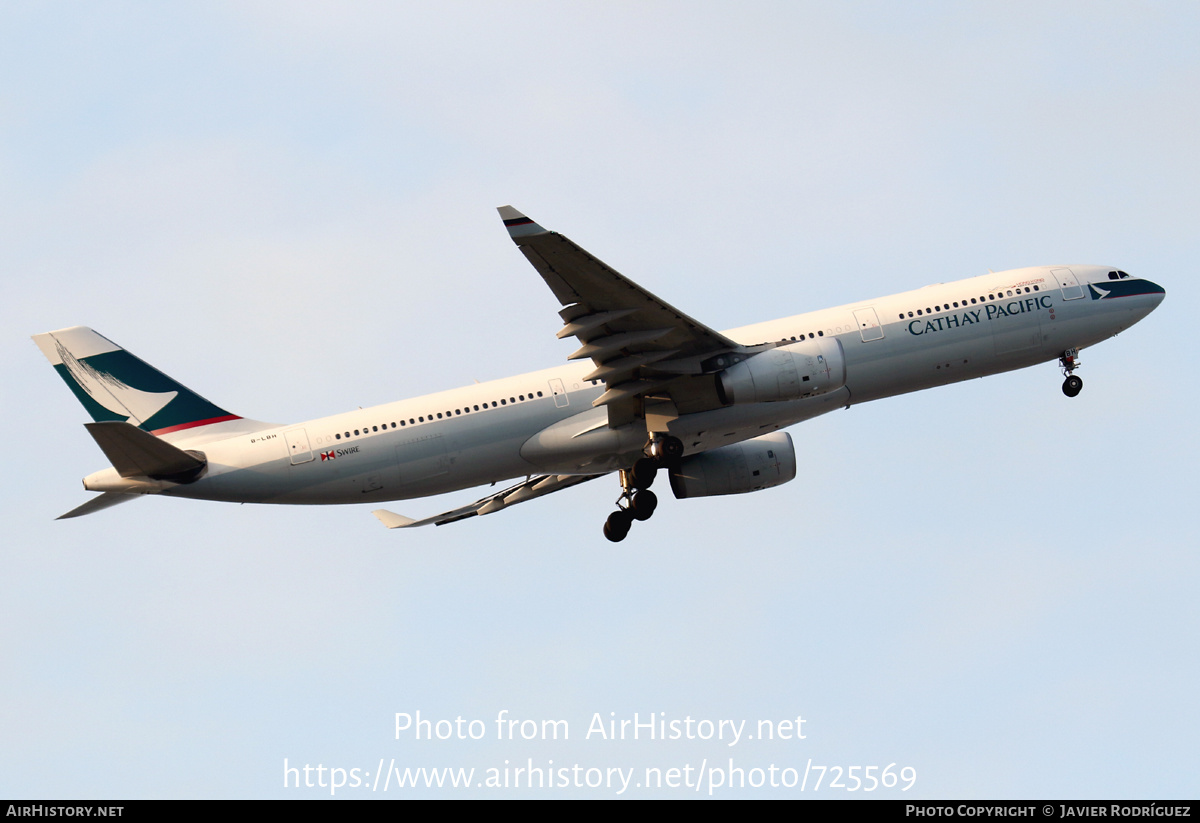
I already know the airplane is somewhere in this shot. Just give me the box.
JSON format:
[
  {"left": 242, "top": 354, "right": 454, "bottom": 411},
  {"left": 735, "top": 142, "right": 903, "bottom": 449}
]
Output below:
[{"left": 32, "top": 206, "right": 1165, "bottom": 541}]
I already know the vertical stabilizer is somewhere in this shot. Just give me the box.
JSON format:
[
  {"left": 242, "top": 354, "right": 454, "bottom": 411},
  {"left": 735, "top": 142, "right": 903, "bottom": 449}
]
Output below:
[{"left": 31, "top": 327, "right": 241, "bottom": 435}]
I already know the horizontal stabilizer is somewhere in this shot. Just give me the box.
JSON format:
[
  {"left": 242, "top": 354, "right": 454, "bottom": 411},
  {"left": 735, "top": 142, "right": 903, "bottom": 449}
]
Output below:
[
  {"left": 84, "top": 421, "right": 206, "bottom": 481},
  {"left": 57, "top": 492, "right": 140, "bottom": 520}
]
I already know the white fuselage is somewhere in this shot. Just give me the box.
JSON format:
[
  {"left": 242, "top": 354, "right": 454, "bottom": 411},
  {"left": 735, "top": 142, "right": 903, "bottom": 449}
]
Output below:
[{"left": 82, "top": 264, "right": 1162, "bottom": 506}]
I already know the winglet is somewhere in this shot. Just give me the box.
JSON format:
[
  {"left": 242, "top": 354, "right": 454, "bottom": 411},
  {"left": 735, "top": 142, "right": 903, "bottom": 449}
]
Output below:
[
  {"left": 372, "top": 509, "right": 418, "bottom": 529},
  {"left": 497, "top": 205, "right": 549, "bottom": 239}
]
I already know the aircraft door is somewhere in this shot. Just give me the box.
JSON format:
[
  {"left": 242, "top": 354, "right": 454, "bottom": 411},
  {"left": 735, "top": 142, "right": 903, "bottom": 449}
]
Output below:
[
  {"left": 1051, "top": 268, "right": 1085, "bottom": 300},
  {"left": 549, "top": 378, "right": 569, "bottom": 408},
  {"left": 284, "top": 428, "right": 314, "bottom": 464},
  {"left": 853, "top": 307, "right": 885, "bottom": 341}
]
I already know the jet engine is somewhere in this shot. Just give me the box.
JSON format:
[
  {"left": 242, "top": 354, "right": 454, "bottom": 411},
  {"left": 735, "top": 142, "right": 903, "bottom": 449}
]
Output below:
[
  {"left": 716, "top": 337, "right": 846, "bottom": 405},
  {"left": 668, "top": 432, "right": 797, "bottom": 499}
]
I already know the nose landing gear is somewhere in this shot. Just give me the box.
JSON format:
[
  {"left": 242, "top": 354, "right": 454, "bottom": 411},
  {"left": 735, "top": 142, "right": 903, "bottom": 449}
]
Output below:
[
  {"left": 1059, "top": 349, "right": 1083, "bottom": 397},
  {"left": 601, "top": 435, "right": 682, "bottom": 542}
]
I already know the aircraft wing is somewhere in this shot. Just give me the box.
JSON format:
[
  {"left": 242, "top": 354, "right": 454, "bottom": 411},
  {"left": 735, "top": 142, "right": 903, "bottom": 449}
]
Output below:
[
  {"left": 371, "top": 473, "right": 603, "bottom": 529},
  {"left": 498, "top": 206, "right": 753, "bottom": 427}
]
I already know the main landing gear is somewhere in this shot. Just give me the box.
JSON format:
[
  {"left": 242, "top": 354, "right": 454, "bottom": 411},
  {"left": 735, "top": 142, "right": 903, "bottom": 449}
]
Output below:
[
  {"left": 602, "top": 435, "right": 682, "bottom": 543},
  {"left": 1059, "top": 349, "right": 1083, "bottom": 398}
]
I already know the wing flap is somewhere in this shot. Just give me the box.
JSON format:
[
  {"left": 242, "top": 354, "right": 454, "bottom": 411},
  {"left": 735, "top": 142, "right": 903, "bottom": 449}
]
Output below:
[
  {"left": 582, "top": 350, "right": 679, "bottom": 383},
  {"left": 556, "top": 309, "right": 639, "bottom": 340},
  {"left": 593, "top": 380, "right": 670, "bottom": 408},
  {"left": 567, "top": 329, "right": 675, "bottom": 362},
  {"left": 371, "top": 473, "right": 602, "bottom": 529}
]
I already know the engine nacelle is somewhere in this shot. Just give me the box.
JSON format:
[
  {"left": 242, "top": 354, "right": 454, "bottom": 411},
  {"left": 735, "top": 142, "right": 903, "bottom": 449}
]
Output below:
[
  {"left": 716, "top": 337, "right": 846, "bottom": 405},
  {"left": 668, "top": 432, "right": 797, "bottom": 499}
]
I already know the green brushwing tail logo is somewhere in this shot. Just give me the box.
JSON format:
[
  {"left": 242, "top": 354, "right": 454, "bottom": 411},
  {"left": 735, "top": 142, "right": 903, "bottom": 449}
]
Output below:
[
  {"left": 38, "top": 328, "right": 240, "bottom": 435},
  {"left": 55, "top": 339, "right": 179, "bottom": 425}
]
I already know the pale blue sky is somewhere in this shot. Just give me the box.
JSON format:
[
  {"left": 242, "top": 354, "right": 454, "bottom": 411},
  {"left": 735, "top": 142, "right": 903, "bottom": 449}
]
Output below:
[{"left": 2, "top": 1, "right": 1197, "bottom": 798}]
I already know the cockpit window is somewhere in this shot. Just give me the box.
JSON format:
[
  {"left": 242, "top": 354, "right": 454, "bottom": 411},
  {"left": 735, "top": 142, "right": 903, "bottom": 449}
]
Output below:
[{"left": 1110, "top": 270, "right": 1132, "bottom": 280}]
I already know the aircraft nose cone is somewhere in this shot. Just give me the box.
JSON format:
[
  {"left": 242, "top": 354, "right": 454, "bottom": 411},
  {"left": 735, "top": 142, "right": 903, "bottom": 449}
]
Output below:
[
  {"left": 1132, "top": 279, "right": 1166, "bottom": 320},
  {"left": 1143, "top": 279, "right": 1166, "bottom": 304}
]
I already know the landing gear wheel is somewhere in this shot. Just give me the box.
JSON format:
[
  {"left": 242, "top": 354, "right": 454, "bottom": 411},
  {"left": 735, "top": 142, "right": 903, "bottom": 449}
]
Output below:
[
  {"left": 648, "top": 435, "right": 685, "bottom": 463},
  {"left": 603, "top": 509, "right": 634, "bottom": 542},
  {"left": 630, "top": 457, "right": 658, "bottom": 490},
  {"left": 630, "top": 490, "right": 658, "bottom": 521},
  {"left": 1058, "top": 348, "right": 1082, "bottom": 397},
  {"left": 662, "top": 436, "right": 684, "bottom": 461}
]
